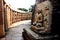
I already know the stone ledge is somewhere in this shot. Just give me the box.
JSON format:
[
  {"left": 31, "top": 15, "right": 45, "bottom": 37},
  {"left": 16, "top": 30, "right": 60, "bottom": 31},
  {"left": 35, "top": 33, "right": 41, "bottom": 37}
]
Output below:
[{"left": 23, "top": 28, "right": 59, "bottom": 40}]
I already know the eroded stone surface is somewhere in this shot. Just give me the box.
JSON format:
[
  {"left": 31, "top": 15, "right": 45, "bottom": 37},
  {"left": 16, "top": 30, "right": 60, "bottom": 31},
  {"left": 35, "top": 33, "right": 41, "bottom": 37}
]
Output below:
[{"left": 31, "top": 1, "right": 52, "bottom": 34}]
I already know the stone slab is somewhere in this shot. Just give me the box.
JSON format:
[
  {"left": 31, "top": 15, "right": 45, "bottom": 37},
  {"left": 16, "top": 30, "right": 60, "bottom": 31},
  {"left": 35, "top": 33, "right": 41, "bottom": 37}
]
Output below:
[{"left": 23, "top": 28, "right": 59, "bottom": 40}]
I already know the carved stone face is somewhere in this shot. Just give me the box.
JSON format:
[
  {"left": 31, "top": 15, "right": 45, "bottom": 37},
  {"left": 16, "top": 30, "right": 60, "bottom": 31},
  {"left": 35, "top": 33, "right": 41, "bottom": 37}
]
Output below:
[{"left": 32, "top": 1, "right": 52, "bottom": 34}]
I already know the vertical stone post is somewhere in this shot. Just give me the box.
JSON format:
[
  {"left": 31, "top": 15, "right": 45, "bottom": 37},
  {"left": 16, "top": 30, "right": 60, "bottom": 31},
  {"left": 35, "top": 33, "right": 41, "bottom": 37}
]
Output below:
[{"left": 0, "top": 0, "right": 5, "bottom": 37}]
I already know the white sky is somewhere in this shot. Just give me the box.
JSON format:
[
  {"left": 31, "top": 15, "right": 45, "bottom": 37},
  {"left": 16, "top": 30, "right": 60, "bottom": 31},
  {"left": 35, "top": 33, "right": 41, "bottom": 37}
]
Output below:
[{"left": 5, "top": 0, "right": 36, "bottom": 10}]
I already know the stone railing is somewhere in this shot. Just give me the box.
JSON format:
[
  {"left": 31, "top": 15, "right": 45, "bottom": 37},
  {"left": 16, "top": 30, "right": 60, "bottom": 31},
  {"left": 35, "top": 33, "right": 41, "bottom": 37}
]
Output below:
[
  {"left": 0, "top": 0, "right": 32, "bottom": 37},
  {"left": 4, "top": 0, "right": 32, "bottom": 28}
]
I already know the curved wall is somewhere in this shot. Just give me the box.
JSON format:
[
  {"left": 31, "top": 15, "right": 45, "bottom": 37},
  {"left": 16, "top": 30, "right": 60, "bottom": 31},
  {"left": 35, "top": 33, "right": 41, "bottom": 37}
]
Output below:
[
  {"left": 4, "top": 0, "right": 32, "bottom": 29},
  {"left": 0, "top": 0, "right": 32, "bottom": 37}
]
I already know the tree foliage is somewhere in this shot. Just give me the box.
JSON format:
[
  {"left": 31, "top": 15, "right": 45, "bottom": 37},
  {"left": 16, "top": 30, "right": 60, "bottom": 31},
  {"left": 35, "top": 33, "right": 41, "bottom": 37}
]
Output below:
[
  {"left": 29, "top": 5, "right": 35, "bottom": 12},
  {"left": 18, "top": 8, "right": 28, "bottom": 12}
]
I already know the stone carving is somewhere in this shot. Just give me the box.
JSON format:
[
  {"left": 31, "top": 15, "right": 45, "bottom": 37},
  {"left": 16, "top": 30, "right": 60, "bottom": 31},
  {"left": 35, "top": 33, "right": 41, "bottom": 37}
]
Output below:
[
  {"left": 31, "top": 1, "right": 52, "bottom": 34},
  {"left": 23, "top": 0, "right": 59, "bottom": 40}
]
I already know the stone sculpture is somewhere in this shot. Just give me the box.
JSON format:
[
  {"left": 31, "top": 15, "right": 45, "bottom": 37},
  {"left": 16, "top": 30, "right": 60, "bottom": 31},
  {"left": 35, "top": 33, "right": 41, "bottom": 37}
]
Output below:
[{"left": 31, "top": 1, "right": 52, "bottom": 34}]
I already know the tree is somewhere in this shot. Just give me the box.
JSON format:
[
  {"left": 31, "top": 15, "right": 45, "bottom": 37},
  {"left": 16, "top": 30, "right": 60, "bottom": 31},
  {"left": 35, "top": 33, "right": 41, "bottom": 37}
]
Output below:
[
  {"left": 17, "top": 8, "right": 28, "bottom": 12},
  {"left": 29, "top": 5, "right": 35, "bottom": 12}
]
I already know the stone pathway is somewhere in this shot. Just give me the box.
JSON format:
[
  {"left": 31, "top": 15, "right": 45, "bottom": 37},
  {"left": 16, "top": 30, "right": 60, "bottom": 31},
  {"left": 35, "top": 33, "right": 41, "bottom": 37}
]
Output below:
[{"left": 0, "top": 20, "right": 31, "bottom": 40}]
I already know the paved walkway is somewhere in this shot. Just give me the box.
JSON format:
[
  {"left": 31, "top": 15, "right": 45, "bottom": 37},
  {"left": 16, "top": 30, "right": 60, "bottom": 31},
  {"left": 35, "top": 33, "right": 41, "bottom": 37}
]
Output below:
[{"left": 0, "top": 20, "right": 31, "bottom": 40}]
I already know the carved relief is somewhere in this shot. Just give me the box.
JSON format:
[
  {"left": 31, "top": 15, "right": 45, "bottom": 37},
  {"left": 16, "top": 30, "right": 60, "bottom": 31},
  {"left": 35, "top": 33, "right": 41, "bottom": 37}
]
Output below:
[{"left": 31, "top": 1, "right": 52, "bottom": 34}]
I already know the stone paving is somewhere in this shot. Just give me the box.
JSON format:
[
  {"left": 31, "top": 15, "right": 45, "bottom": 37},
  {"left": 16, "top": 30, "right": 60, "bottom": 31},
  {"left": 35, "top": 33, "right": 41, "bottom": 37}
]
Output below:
[{"left": 0, "top": 20, "right": 31, "bottom": 40}]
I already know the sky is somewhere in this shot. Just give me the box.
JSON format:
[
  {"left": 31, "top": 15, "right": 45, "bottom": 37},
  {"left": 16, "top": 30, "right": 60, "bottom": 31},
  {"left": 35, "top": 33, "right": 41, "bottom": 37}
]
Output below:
[{"left": 5, "top": 0, "right": 36, "bottom": 10}]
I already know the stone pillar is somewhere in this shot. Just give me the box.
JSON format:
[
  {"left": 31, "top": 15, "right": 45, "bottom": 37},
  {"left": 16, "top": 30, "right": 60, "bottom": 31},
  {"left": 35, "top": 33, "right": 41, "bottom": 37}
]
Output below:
[
  {"left": 50, "top": 0, "right": 60, "bottom": 35},
  {"left": 23, "top": 0, "right": 59, "bottom": 40},
  {"left": 31, "top": 0, "right": 52, "bottom": 34},
  {"left": 0, "top": 0, "right": 5, "bottom": 37}
]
